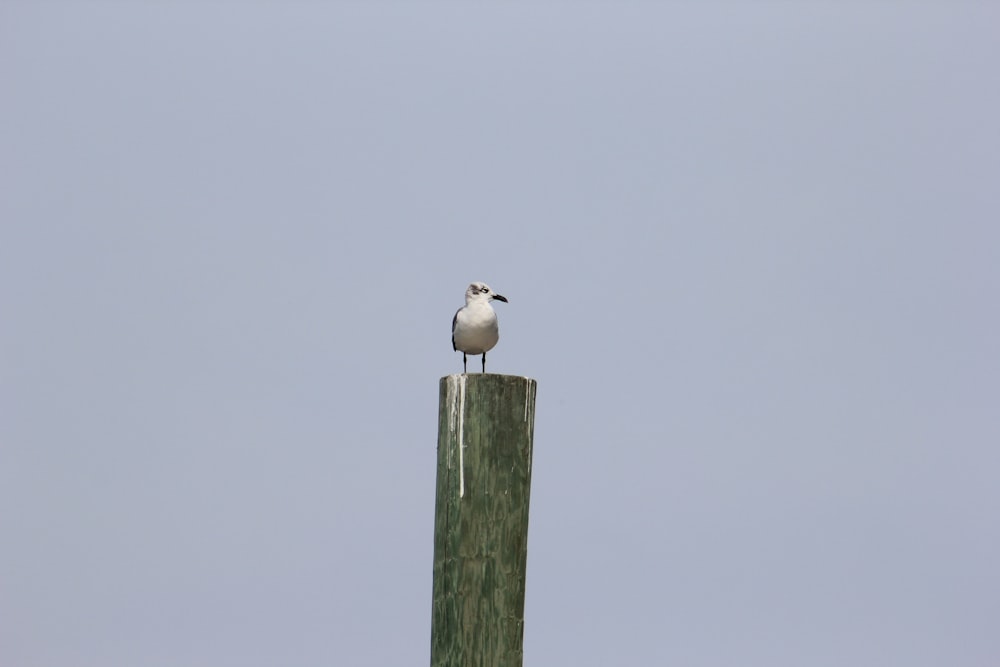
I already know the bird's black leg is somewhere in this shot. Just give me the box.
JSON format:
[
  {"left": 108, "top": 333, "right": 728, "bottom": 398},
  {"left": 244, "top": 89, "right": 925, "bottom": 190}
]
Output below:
[
  {"left": 463, "top": 353, "right": 468, "bottom": 374},
  {"left": 482, "top": 352, "right": 487, "bottom": 373}
]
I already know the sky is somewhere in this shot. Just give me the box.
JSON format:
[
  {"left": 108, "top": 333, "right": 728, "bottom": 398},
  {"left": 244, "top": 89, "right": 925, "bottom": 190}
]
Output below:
[{"left": 2, "top": 2, "right": 999, "bottom": 666}]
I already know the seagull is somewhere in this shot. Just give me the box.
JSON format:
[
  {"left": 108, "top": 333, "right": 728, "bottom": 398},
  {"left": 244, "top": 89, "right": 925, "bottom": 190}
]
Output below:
[{"left": 452, "top": 282, "right": 508, "bottom": 374}]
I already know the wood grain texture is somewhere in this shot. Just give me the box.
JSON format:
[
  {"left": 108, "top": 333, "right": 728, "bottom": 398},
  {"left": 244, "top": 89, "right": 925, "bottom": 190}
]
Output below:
[{"left": 431, "top": 374, "right": 538, "bottom": 667}]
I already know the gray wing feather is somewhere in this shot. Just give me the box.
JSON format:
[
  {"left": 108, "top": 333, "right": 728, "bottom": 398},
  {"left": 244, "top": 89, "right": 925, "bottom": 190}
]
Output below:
[{"left": 451, "top": 309, "right": 459, "bottom": 351}]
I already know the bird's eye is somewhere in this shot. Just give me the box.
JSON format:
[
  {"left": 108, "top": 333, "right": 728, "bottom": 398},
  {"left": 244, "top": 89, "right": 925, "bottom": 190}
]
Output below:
[{"left": 481, "top": 287, "right": 489, "bottom": 293}]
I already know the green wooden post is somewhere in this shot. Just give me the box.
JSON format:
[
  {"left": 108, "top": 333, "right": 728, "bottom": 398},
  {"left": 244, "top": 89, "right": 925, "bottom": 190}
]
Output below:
[{"left": 431, "top": 373, "right": 538, "bottom": 667}]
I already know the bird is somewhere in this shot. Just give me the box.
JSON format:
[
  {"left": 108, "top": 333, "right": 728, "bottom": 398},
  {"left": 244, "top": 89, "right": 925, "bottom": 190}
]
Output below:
[{"left": 452, "top": 282, "right": 508, "bottom": 374}]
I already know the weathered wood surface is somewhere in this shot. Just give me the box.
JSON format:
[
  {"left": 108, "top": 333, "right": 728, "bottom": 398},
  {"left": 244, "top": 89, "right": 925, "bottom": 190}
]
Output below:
[{"left": 431, "top": 373, "right": 538, "bottom": 667}]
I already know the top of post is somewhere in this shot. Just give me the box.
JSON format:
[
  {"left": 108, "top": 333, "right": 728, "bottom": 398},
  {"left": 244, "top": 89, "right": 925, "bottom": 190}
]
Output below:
[{"left": 441, "top": 373, "right": 536, "bottom": 383}]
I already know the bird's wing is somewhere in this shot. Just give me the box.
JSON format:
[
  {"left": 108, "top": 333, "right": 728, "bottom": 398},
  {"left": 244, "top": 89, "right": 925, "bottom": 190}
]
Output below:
[{"left": 451, "top": 309, "right": 459, "bottom": 351}]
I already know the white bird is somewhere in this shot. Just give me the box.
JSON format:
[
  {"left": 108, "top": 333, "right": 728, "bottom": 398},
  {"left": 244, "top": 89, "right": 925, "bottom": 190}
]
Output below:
[{"left": 452, "top": 282, "right": 508, "bottom": 374}]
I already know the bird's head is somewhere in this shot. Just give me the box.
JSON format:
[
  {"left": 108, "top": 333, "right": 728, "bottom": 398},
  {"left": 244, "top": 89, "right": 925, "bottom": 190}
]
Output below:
[{"left": 466, "top": 282, "right": 508, "bottom": 304}]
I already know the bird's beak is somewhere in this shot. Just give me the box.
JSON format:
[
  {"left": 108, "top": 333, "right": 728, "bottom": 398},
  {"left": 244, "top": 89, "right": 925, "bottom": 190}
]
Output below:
[{"left": 492, "top": 294, "right": 508, "bottom": 303}]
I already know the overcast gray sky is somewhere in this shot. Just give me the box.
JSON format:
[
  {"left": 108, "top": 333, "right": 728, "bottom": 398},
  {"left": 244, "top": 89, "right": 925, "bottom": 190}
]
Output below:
[{"left": 2, "top": 2, "right": 999, "bottom": 666}]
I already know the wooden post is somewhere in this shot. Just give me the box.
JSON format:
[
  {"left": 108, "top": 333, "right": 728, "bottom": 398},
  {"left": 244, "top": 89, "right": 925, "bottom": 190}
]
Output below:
[{"left": 431, "top": 373, "right": 538, "bottom": 667}]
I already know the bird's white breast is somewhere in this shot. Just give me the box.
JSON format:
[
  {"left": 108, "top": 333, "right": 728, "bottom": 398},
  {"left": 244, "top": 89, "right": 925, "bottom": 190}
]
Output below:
[{"left": 453, "top": 303, "right": 500, "bottom": 354}]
